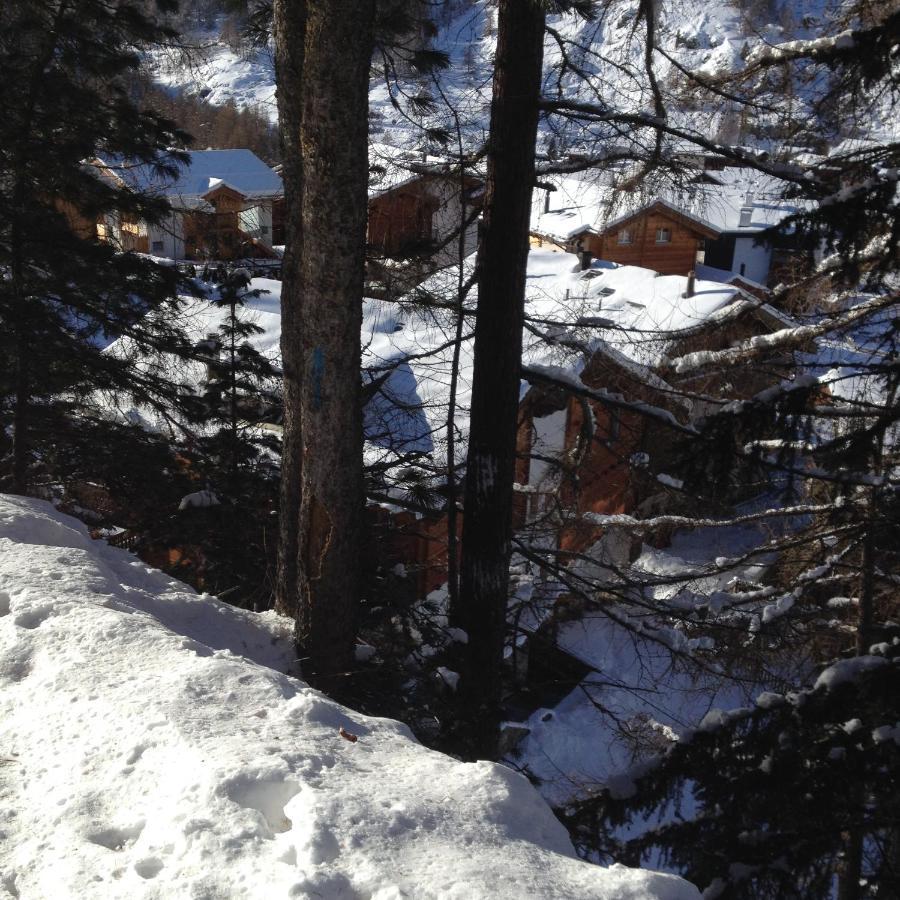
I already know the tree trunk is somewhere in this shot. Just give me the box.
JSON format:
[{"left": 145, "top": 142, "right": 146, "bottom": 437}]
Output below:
[
  {"left": 273, "top": 0, "right": 306, "bottom": 620},
  {"left": 11, "top": 209, "right": 30, "bottom": 495},
  {"left": 444, "top": 104, "right": 469, "bottom": 618},
  {"left": 294, "top": 0, "right": 374, "bottom": 684},
  {"left": 457, "top": 0, "right": 545, "bottom": 759}
]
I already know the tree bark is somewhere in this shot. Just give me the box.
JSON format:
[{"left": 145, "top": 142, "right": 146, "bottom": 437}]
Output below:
[
  {"left": 293, "top": 0, "right": 375, "bottom": 683},
  {"left": 272, "top": 0, "right": 306, "bottom": 619},
  {"left": 457, "top": 0, "right": 546, "bottom": 759}
]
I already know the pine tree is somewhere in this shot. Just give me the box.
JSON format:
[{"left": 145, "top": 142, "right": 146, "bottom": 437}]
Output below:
[
  {"left": 527, "top": 4, "right": 900, "bottom": 895},
  {"left": 274, "top": 0, "right": 375, "bottom": 685},
  {"left": 0, "top": 0, "right": 195, "bottom": 495},
  {"left": 195, "top": 269, "right": 279, "bottom": 493},
  {"left": 455, "top": 0, "right": 547, "bottom": 759},
  {"left": 167, "top": 270, "right": 281, "bottom": 609}
]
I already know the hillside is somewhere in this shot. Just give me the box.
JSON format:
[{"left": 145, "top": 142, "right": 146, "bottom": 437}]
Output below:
[
  {"left": 149, "top": 0, "right": 874, "bottom": 155},
  {"left": 0, "top": 494, "right": 699, "bottom": 899}
]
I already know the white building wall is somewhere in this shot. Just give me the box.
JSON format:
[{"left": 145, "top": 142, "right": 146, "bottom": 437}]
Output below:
[
  {"left": 431, "top": 180, "right": 479, "bottom": 270},
  {"left": 147, "top": 214, "right": 185, "bottom": 261},
  {"left": 731, "top": 235, "right": 772, "bottom": 284},
  {"left": 238, "top": 202, "right": 274, "bottom": 248},
  {"left": 257, "top": 203, "right": 273, "bottom": 247}
]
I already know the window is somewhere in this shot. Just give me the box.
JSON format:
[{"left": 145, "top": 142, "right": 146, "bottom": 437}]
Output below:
[
  {"left": 151, "top": 240, "right": 164, "bottom": 253},
  {"left": 617, "top": 228, "right": 634, "bottom": 245},
  {"left": 655, "top": 227, "right": 672, "bottom": 244}
]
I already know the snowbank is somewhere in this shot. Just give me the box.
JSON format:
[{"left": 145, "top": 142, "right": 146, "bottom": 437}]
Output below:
[{"left": 0, "top": 495, "right": 698, "bottom": 899}]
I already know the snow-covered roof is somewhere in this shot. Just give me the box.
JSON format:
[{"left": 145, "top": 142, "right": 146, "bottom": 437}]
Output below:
[
  {"left": 368, "top": 141, "right": 482, "bottom": 199},
  {"left": 98, "top": 150, "right": 283, "bottom": 205},
  {"left": 0, "top": 494, "right": 699, "bottom": 899},
  {"left": 102, "top": 249, "right": 754, "bottom": 481},
  {"left": 532, "top": 168, "right": 803, "bottom": 242}
]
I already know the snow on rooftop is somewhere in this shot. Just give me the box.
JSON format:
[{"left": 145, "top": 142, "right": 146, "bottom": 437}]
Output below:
[
  {"left": 0, "top": 494, "right": 700, "bottom": 900},
  {"left": 367, "top": 141, "right": 480, "bottom": 199},
  {"left": 104, "top": 250, "right": 743, "bottom": 475},
  {"left": 101, "top": 149, "right": 283, "bottom": 203},
  {"left": 522, "top": 249, "right": 742, "bottom": 368},
  {"left": 531, "top": 168, "right": 802, "bottom": 242}
]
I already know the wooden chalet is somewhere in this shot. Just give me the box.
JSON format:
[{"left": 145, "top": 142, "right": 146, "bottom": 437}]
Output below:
[
  {"left": 367, "top": 171, "right": 482, "bottom": 260},
  {"left": 515, "top": 272, "right": 803, "bottom": 560},
  {"left": 575, "top": 199, "right": 718, "bottom": 276},
  {"left": 365, "top": 145, "right": 484, "bottom": 292},
  {"left": 90, "top": 150, "right": 283, "bottom": 262},
  {"left": 515, "top": 345, "right": 688, "bottom": 558},
  {"left": 532, "top": 167, "right": 805, "bottom": 284}
]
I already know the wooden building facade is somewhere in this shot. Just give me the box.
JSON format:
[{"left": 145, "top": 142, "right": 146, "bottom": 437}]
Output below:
[
  {"left": 368, "top": 178, "right": 444, "bottom": 256},
  {"left": 577, "top": 201, "right": 718, "bottom": 276},
  {"left": 367, "top": 173, "right": 482, "bottom": 264},
  {"left": 514, "top": 297, "right": 802, "bottom": 560}
]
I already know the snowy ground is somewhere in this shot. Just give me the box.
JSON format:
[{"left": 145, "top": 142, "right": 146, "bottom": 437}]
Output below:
[{"left": 0, "top": 494, "right": 699, "bottom": 899}]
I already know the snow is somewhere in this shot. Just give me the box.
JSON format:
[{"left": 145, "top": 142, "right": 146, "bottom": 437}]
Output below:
[
  {"left": 99, "top": 150, "right": 283, "bottom": 204},
  {"left": 656, "top": 474, "right": 684, "bottom": 490},
  {"left": 104, "top": 246, "right": 764, "bottom": 518},
  {"left": 146, "top": 0, "right": 848, "bottom": 171},
  {"left": 872, "top": 724, "right": 900, "bottom": 746},
  {"left": 0, "top": 494, "right": 699, "bottom": 900},
  {"left": 813, "top": 655, "right": 890, "bottom": 692},
  {"left": 150, "top": 43, "right": 278, "bottom": 123},
  {"left": 513, "top": 610, "right": 752, "bottom": 807},
  {"left": 178, "top": 489, "right": 221, "bottom": 511},
  {"left": 746, "top": 29, "right": 856, "bottom": 66},
  {"left": 531, "top": 168, "right": 802, "bottom": 247},
  {"left": 109, "top": 248, "right": 742, "bottom": 481}
]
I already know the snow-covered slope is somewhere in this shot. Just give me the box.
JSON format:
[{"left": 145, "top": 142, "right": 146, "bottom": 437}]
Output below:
[
  {"left": 0, "top": 494, "right": 699, "bottom": 899},
  {"left": 152, "top": 0, "right": 852, "bottom": 152}
]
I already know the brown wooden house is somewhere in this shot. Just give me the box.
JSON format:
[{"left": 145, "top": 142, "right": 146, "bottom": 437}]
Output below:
[
  {"left": 368, "top": 178, "right": 443, "bottom": 256},
  {"left": 367, "top": 172, "right": 482, "bottom": 262},
  {"left": 575, "top": 200, "right": 718, "bottom": 276},
  {"left": 516, "top": 346, "right": 689, "bottom": 558},
  {"left": 515, "top": 291, "right": 803, "bottom": 560}
]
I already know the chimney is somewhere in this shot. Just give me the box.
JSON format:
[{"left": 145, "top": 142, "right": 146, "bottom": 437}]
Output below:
[
  {"left": 739, "top": 206, "right": 753, "bottom": 227},
  {"left": 683, "top": 270, "right": 696, "bottom": 298}
]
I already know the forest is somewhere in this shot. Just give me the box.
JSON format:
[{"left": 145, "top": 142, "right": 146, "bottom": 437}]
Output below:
[{"left": 0, "top": 0, "right": 898, "bottom": 897}]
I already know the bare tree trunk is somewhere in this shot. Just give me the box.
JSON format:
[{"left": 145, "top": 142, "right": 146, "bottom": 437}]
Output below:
[
  {"left": 293, "top": 0, "right": 375, "bottom": 684},
  {"left": 443, "top": 100, "right": 469, "bottom": 617},
  {"left": 841, "top": 415, "right": 889, "bottom": 899},
  {"left": 11, "top": 236, "right": 30, "bottom": 496},
  {"left": 457, "top": 0, "right": 545, "bottom": 759},
  {"left": 273, "top": 0, "right": 305, "bottom": 619}
]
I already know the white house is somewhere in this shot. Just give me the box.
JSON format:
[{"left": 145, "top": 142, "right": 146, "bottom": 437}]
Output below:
[{"left": 93, "top": 149, "right": 283, "bottom": 261}]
